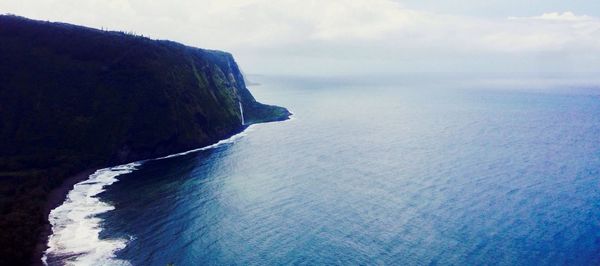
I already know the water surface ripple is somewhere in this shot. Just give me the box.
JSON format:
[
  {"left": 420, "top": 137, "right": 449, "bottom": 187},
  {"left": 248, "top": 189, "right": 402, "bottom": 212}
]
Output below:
[{"left": 96, "top": 76, "right": 600, "bottom": 265}]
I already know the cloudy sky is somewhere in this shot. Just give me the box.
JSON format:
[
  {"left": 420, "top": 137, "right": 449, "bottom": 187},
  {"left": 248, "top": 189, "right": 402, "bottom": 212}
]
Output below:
[{"left": 2, "top": 0, "right": 600, "bottom": 75}]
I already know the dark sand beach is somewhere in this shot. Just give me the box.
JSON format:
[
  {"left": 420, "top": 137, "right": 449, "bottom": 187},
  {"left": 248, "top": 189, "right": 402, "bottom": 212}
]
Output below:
[{"left": 32, "top": 169, "right": 96, "bottom": 266}]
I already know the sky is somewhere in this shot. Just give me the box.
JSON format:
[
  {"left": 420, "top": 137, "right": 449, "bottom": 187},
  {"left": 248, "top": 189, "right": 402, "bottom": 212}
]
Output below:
[{"left": 2, "top": 0, "right": 600, "bottom": 75}]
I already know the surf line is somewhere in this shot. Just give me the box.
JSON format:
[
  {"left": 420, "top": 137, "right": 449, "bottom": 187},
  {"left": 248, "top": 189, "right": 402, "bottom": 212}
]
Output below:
[
  {"left": 42, "top": 124, "right": 259, "bottom": 265},
  {"left": 42, "top": 113, "right": 295, "bottom": 265}
]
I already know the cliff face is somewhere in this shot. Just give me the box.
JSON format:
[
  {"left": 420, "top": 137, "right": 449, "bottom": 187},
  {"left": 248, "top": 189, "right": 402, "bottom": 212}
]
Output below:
[
  {"left": 0, "top": 15, "right": 289, "bottom": 265},
  {"left": 0, "top": 15, "right": 289, "bottom": 166}
]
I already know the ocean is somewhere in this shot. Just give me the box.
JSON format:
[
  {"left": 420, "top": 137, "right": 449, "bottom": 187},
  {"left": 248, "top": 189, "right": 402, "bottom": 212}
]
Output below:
[{"left": 44, "top": 74, "right": 600, "bottom": 265}]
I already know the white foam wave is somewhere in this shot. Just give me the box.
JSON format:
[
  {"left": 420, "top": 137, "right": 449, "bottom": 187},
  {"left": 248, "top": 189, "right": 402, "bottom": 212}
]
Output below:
[
  {"left": 43, "top": 163, "right": 140, "bottom": 266},
  {"left": 42, "top": 127, "right": 255, "bottom": 265},
  {"left": 155, "top": 124, "right": 257, "bottom": 160},
  {"left": 43, "top": 119, "right": 291, "bottom": 265}
]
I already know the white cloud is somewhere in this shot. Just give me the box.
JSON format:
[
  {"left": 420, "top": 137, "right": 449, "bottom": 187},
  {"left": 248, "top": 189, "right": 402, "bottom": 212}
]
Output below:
[
  {"left": 495, "top": 11, "right": 600, "bottom": 53},
  {"left": 2, "top": 1, "right": 600, "bottom": 74},
  {"left": 509, "top": 11, "right": 593, "bottom": 22}
]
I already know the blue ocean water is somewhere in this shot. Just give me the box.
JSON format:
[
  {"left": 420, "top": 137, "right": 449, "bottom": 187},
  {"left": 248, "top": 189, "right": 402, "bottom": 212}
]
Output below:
[{"left": 85, "top": 75, "right": 600, "bottom": 265}]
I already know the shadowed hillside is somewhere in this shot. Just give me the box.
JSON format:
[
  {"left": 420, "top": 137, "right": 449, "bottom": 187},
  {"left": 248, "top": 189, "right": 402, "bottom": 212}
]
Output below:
[{"left": 0, "top": 15, "right": 289, "bottom": 265}]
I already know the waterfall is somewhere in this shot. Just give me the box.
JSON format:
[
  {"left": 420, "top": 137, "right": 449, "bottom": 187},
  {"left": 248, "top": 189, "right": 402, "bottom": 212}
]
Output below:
[{"left": 239, "top": 101, "right": 245, "bottom": 125}]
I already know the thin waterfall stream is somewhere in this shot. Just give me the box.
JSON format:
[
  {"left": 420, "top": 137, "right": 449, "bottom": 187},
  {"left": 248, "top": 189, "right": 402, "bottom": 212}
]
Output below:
[{"left": 239, "top": 101, "right": 245, "bottom": 125}]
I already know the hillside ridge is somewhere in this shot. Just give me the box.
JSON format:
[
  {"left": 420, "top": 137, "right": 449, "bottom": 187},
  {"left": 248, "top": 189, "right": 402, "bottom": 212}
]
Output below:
[{"left": 0, "top": 15, "right": 290, "bottom": 265}]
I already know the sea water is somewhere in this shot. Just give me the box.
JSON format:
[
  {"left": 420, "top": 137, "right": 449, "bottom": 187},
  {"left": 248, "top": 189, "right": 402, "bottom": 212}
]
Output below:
[{"left": 46, "top": 74, "right": 600, "bottom": 265}]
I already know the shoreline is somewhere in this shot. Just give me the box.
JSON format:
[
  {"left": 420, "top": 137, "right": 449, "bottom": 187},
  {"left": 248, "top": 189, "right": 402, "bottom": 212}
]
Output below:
[
  {"left": 31, "top": 120, "right": 278, "bottom": 265},
  {"left": 33, "top": 115, "right": 293, "bottom": 265},
  {"left": 32, "top": 168, "right": 97, "bottom": 266},
  {"left": 31, "top": 125, "right": 251, "bottom": 265}
]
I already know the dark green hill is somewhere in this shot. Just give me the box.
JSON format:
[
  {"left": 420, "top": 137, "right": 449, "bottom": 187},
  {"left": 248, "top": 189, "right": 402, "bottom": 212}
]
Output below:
[{"left": 0, "top": 15, "right": 289, "bottom": 265}]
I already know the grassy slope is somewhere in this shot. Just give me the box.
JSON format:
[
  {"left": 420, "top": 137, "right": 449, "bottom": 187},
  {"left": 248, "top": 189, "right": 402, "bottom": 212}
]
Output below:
[{"left": 0, "top": 15, "right": 289, "bottom": 265}]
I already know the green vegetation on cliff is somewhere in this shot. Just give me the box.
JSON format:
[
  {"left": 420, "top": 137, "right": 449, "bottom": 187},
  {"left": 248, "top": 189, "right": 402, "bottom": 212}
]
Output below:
[{"left": 0, "top": 15, "right": 289, "bottom": 265}]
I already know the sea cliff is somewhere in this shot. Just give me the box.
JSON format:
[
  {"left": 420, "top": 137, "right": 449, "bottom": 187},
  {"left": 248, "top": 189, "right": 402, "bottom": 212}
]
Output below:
[{"left": 0, "top": 15, "right": 289, "bottom": 265}]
